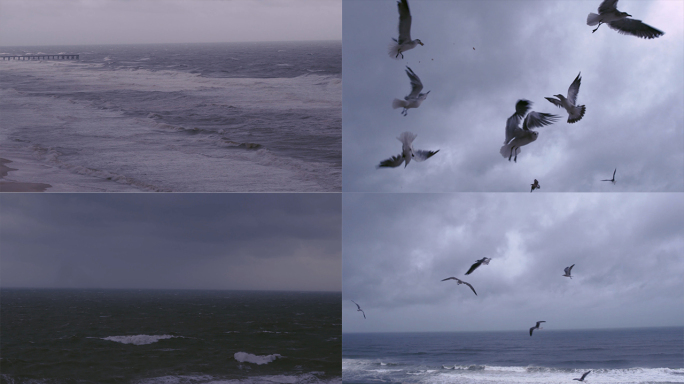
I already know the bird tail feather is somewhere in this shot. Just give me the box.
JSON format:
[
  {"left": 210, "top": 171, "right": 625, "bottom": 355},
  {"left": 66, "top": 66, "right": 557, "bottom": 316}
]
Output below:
[
  {"left": 397, "top": 131, "right": 417, "bottom": 147},
  {"left": 568, "top": 105, "right": 586, "bottom": 124},
  {"left": 499, "top": 144, "right": 520, "bottom": 158},
  {"left": 388, "top": 42, "right": 402, "bottom": 59},
  {"left": 392, "top": 98, "right": 407, "bottom": 109},
  {"left": 587, "top": 13, "right": 601, "bottom": 26}
]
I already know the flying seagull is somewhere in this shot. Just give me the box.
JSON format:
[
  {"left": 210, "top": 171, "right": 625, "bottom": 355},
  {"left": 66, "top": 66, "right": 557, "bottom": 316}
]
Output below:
[
  {"left": 545, "top": 72, "right": 586, "bottom": 124},
  {"left": 392, "top": 66, "right": 429, "bottom": 116},
  {"left": 587, "top": 0, "right": 664, "bottom": 39},
  {"left": 529, "top": 321, "right": 546, "bottom": 336},
  {"left": 601, "top": 168, "right": 616, "bottom": 184},
  {"left": 351, "top": 300, "right": 366, "bottom": 319},
  {"left": 574, "top": 371, "right": 591, "bottom": 382},
  {"left": 500, "top": 100, "right": 560, "bottom": 162},
  {"left": 389, "top": 0, "right": 423, "bottom": 59},
  {"left": 531, "top": 179, "right": 540, "bottom": 192},
  {"left": 563, "top": 264, "right": 575, "bottom": 278},
  {"left": 465, "top": 257, "right": 491, "bottom": 275},
  {"left": 441, "top": 277, "right": 477, "bottom": 296},
  {"left": 378, "top": 131, "right": 439, "bottom": 168}
]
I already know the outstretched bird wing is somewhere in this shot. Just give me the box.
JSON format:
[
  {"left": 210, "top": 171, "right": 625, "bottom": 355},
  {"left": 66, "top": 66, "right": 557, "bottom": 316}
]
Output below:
[
  {"left": 463, "top": 281, "right": 477, "bottom": 296},
  {"left": 413, "top": 149, "right": 439, "bottom": 162},
  {"left": 505, "top": 100, "right": 532, "bottom": 144},
  {"left": 351, "top": 300, "right": 361, "bottom": 310},
  {"left": 567, "top": 72, "right": 582, "bottom": 105},
  {"left": 441, "top": 277, "right": 459, "bottom": 282},
  {"left": 522, "top": 112, "right": 560, "bottom": 131},
  {"left": 405, "top": 66, "right": 424, "bottom": 98},
  {"left": 612, "top": 168, "right": 617, "bottom": 179},
  {"left": 598, "top": 0, "right": 619, "bottom": 14},
  {"left": 396, "top": 0, "right": 413, "bottom": 45},
  {"left": 581, "top": 371, "right": 591, "bottom": 380},
  {"left": 530, "top": 327, "right": 535, "bottom": 336},
  {"left": 465, "top": 260, "right": 483, "bottom": 275},
  {"left": 608, "top": 18, "right": 664, "bottom": 39},
  {"left": 378, "top": 154, "right": 405, "bottom": 168},
  {"left": 544, "top": 97, "right": 563, "bottom": 108}
]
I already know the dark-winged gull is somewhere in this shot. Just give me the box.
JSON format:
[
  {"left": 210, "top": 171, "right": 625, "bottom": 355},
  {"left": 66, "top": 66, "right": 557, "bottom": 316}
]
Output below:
[
  {"left": 563, "top": 264, "right": 575, "bottom": 279},
  {"left": 351, "top": 300, "right": 366, "bottom": 319},
  {"left": 529, "top": 321, "right": 546, "bottom": 336},
  {"left": 389, "top": 0, "right": 423, "bottom": 59},
  {"left": 545, "top": 72, "right": 586, "bottom": 124},
  {"left": 587, "top": 0, "right": 664, "bottom": 39},
  {"left": 392, "top": 66, "right": 429, "bottom": 116},
  {"left": 500, "top": 100, "right": 560, "bottom": 162},
  {"left": 441, "top": 277, "right": 477, "bottom": 296},
  {"left": 601, "top": 168, "right": 616, "bottom": 184},
  {"left": 574, "top": 371, "right": 591, "bottom": 381},
  {"left": 465, "top": 257, "right": 491, "bottom": 275},
  {"left": 378, "top": 131, "right": 439, "bottom": 168},
  {"left": 531, "top": 179, "right": 540, "bottom": 192}
]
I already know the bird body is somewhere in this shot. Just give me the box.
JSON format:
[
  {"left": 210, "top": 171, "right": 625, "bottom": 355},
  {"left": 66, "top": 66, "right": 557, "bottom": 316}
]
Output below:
[
  {"left": 501, "top": 100, "right": 559, "bottom": 162},
  {"left": 530, "top": 321, "right": 546, "bottom": 336},
  {"left": 378, "top": 131, "right": 439, "bottom": 168},
  {"left": 465, "top": 257, "right": 491, "bottom": 275},
  {"left": 574, "top": 370, "right": 591, "bottom": 381},
  {"left": 441, "top": 277, "right": 477, "bottom": 296},
  {"left": 531, "top": 179, "right": 540, "bottom": 192},
  {"left": 389, "top": 0, "right": 423, "bottom": 59},
  {"left": 351, "top": 300, "right": 366, "bottom": 319},
  {"left": 563, "top": 264, "right": 575, "bottom": 278},
  {"left": 587, "top": 0, "right": 664, "bottom": 39},
  {"left": 546, "top": 72, "right": 586, "bottom": 124},
  {"left": 393, "top": 66, "right": 429, "bottom": 116}
]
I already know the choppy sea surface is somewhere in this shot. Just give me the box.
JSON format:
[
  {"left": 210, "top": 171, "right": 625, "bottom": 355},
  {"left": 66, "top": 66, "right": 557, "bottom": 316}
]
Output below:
[
  {"left": 0, "top": 42, "right": 341, "bottom": 191},
  {"left": 343, "top": 329, "right": 684, "bottom": 384},
  {"left": 1, "top": 289, "right": 341, "bottom": 384}
]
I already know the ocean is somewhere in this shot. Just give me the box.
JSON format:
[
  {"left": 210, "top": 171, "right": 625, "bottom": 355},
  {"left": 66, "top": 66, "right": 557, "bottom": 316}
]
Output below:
[
  {"left": 0, "top": 41, "right": 341, "bottom": 192},
  {"left": 342, "top": 329, "right": 684, "bottom": 384},
  {"left": 1, "top": 289, "right": 341, "bottom": 384}
]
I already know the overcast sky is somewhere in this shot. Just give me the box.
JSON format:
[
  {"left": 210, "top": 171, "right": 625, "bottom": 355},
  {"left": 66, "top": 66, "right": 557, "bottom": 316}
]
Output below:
[
  {"left": 0, "top": 0, "right": 341, "bottom": 46},
  {"left": 343, "top": 0, "right": 683, "bottom": 192},
  {"left": 342, "top": 193, "right": 684, "bottom": 332},
  {"left": 0, "top": 194, "right": 341, "bottom": 291}
]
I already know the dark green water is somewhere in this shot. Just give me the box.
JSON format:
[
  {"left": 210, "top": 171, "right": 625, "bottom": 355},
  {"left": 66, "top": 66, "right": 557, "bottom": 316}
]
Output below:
[{"left": 1, "top": 289, "right": 341, "bottom": 383}]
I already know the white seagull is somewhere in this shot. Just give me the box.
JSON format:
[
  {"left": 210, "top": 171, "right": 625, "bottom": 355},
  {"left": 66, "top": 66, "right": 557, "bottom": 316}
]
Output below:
[
  {"left": 529, "top": 321, "right": 546, "bottom": 336},
  {"left": 389, "top": 0, "right": 423, "bottom": 59},
  {"left": 574, "top": 370, "right": 591, "bottom": 382},
  {"left": 563, "top": 264, "right": 575, "bottom": 279},
  {"left": 601, "top": 168, "right": 616, "bottom": 184},
  {"left": 392, "top": 66, "right": 429, "bottom": 116},
  {"left": 378, "top": 131, "right": 439, "bottom": 168},
  {"left": 465, "top": 257, "right": 491, "bottom": 275},
  {"left": 351, "top": 300, "right": 366, "bottom": 319},
  {"left": 441, "top": 277, "right": 477, "bottom": 296},
  {"left": 587, "top": 0, "right": 664, "bottom": 39},
  {"left": 500, "top": 100, "right": 560, "bottom": 162},
  {"left": 545, "top": 72, "right": 586, "bottom": 124}
]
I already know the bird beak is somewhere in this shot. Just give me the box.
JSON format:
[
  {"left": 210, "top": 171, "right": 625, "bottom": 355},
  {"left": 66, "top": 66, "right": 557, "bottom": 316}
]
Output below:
[
  {"left": 426, "top": 91, "right": 430, "bottom": 95},
  {"left": 419, "top": 42, "right": 424, "bottom": 46},
  {"left": 626, "top": 13, "right": 632, "bottom": 17}
]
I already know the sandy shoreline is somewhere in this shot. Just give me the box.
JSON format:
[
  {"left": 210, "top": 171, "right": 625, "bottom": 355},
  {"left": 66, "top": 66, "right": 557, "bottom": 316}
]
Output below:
[{"left": 0, "top": 158, "right": 53, "bottom": 192}]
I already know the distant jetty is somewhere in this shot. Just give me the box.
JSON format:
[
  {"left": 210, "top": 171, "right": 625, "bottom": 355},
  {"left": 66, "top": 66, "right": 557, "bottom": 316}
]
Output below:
[{"left": 2, "top": 54, "right": 79, "bottom": 61}]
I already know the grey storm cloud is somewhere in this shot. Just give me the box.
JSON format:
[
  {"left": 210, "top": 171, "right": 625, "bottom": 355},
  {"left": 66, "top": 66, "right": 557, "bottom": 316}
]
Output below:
[
  {"left": 342, "top": 193, "right": 684, "bottom": 332},
  {"left": 342, "top": 0, "right": 683, "bottom": 192},
  {"left": 0, "top": 193, "right": 341, "bottom": 291},
  {"left": 0, "top": 0, "right": 342, "bottom": 46}
]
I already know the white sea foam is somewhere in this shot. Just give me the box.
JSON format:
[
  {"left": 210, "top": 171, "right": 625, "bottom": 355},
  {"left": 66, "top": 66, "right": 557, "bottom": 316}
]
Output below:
[
  {"left": 102, "top": 334, "right": 177, "bottom": 345},
  {"left": 234, "top": 352, "right": 283, "bottom": 365},
  {"left": 134, "top": 373, "right": 341, "bottom": 384}
]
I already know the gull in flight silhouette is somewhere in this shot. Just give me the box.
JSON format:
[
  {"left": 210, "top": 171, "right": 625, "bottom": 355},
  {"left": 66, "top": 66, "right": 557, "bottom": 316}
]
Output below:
[
  {"left": 531, "top": 179, "right": 540, "bottom": 192},
  {"left": 574, "top": 371, "right": 591, "bottom": 382},
  {"left": 500, "top": 100, "right": 560, "bottom": 162},
  {"left": 378, "top": 131, "right": 439, "bottom": 168},
  {"left": 587, "top": 0, "right": 664, "bottom": 39},
  {"left": 441, "top": 277, "right": 477, "bottom": 296},
  {"left": 392, "top": 66, "right": 429, "bottom": 116},
  {"left": 529, "top": 321, "right": 546, "bottom": 336},
  {"left": 601, "top": 168, "right": 616, "bottom": 184},
  {"left": 351, "top": 300, "right": 366, "bottom": 319},
  {"left": 389, "top": 0, "right": 423, "bottom": 59},
  {"left": 563, "top": 264, "right": 575, "bottom": 279},
  {"left": 545, "top": 72, "right": 586, "bottom": 124},
  {"left": 465, "top": 257, "right": 491, "bottom": 275}
]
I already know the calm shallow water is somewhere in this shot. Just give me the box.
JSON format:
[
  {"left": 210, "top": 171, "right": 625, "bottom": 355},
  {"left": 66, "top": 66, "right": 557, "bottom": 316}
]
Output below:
[
  {"left": 343, "top": 329, "right": 684, "bottom": 383},
  {"left": 0, "top": 42, "right": 341, "bottom": 192},
  {"left": 1, "top": 289, "right": 341, "bottom": 384}
]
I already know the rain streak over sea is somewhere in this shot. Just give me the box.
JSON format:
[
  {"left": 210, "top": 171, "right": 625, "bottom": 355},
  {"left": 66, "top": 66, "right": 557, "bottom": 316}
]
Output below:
[{"left": 0, "top": 41, "right": 341, "bottom": 192}]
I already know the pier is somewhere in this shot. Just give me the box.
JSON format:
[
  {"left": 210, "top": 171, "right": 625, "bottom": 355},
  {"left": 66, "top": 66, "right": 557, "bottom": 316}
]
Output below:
[{"left": 1, "top": 54, "right": 79, "bottom": 61}]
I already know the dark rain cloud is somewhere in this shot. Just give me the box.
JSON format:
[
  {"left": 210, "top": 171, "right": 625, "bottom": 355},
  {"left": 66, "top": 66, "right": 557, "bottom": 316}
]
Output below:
[
  {"left": 343, "top": 0, "right": 683, "bottom": 192},
  {"left": 0, "top": 194, "right": 341, "bottom": 291},
  {"left": 342, "top": 193, "right": 684, "bottom": 332}
]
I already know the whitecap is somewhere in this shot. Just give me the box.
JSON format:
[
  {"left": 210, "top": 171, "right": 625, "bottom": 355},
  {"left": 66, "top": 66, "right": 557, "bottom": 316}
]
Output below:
[
  {"left": 102, "top": 334, "right": 177, "bottom": 345},
  {"left": 234, "top": 352, "right": 282, "bottom": 365}
]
